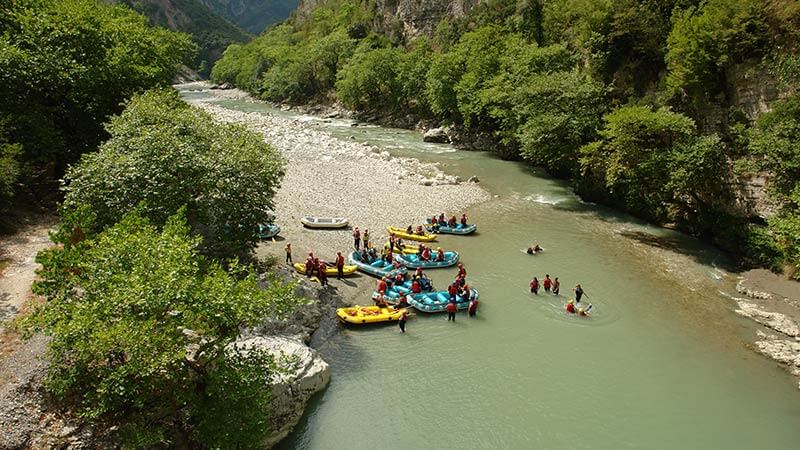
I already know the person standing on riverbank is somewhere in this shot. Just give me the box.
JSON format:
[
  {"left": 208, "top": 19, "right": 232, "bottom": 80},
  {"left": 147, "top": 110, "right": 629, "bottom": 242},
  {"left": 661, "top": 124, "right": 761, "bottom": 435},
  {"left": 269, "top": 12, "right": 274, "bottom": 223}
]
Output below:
[
  {"left": 285, "top": 243, "right": 292, "bottom": 264},
  {"left": 446, "top": 301, "right": 457, "bottom": 321},
  {"left": 335, "top": 251, "right": 345, "bottom": 280},
  {"left": 363, "top": 229, "right": 370, "bottom": 249},
  {"left": 552, "top": 277, "right": 560, "bottom": 295},
  {"left": 353, "top": 227, "right": 361, "bottom": 250},
  {"left": 573, "top": 284, "right": 584, "bottom": 303},
  {"left": 530, "top": 277, "right": 539, "bottom": 295}
]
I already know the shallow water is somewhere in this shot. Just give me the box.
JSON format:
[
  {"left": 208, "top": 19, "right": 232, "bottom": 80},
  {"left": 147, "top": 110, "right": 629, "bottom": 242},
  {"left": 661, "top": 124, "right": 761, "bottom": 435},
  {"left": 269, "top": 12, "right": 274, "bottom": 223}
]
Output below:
[{"left": 183, "top": 89, "right": 800, "bottom": 449}]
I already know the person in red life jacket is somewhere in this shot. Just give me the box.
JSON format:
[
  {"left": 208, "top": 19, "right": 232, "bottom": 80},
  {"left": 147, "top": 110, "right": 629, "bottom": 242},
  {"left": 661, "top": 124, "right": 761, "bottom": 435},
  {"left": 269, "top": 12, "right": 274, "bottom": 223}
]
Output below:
[
  {"left": 552, "top": 277, "right": 560, "bottom": 295},
  {"left": 353, "top": 227, "right": 361, "bottom": 251},
  {"left": 398, "top": 309, "right": 409, "bottom": 333},
  {"left": 530, "top": 277, "right": 540, "bottom": 295},
  {"left": 543, "top": 274, "right": 552, "bottom": 293},
  {"left": 439, "top": 213, "right": 446, "bottom": 224},
  {"left": 377, "top": 277, "right": 388, "bottom": 294},
  {"left": 406, "top": 224, "right": 413, "bottom": 234},
  {"left": 305, "top": 252, "right": 315, "bottom": 278},
  {"left": 395, "top": 272, "right": 405, "bottom": 286},
  {"left": 456, "top": 274, "right": 466, "bottom": 289},
  {"left": 335, "top": 252, "right": 345, "bottom": 280},
  {"left": 395, "top": 294, "right": 410, "bottom": 309},
  {"left": 468, "top": 297, "right": 479, "bottom": 317},
  {"left": 430, "top": 216, "right": 440, "bottom": 232},
  {"left": 446, "top": 300, "right": 457, "bottom": 321},
  {"left": 566, "top": 298, "right": 576, "bottom": 314},
  {"left": 460, "top": 213, "right": 467, "bottom": 226},
  {"left": 447, "top": 282, "right": 458, "bottom": 303},
  {"left": 411, "top": 279, "right": 422, "bottom": 294},
  {"left": 374, "top": 291, "right": 388, "bottom": 308},
  {"left": 436, "top": 247, "right": 445, "bottom": 262},
  {"left": 457, "top": 263, "right": 466, "bottom": 280},
  {"left": 421, "top": 246, "right": 432, "bottom": 262},
  {"left": 317, "top": 260, "right": 328, "bottom": 286},
  {"left": 448, "top": 215, "right": 457, "bottom": 227}
]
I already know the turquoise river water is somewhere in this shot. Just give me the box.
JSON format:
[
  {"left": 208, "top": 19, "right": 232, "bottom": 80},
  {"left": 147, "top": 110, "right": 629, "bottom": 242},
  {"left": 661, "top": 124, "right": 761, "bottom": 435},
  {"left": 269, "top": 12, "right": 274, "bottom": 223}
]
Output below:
[{"left": 183, "top": 89, "right": 800, "bottom": 449}]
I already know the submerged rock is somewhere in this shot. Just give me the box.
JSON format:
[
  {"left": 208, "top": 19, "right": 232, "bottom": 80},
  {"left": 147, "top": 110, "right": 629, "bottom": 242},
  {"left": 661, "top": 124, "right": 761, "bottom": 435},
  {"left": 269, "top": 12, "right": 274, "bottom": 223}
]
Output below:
[{"left": 468, "top": 176, "right": 479, "bottom": 183}]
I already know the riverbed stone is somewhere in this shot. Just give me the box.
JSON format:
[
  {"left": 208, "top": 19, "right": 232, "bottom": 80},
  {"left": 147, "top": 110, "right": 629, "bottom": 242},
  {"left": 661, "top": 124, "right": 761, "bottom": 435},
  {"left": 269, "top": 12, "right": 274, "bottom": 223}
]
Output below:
[{"left": 423, "top": 127, "right": 450, "bottom": 143}]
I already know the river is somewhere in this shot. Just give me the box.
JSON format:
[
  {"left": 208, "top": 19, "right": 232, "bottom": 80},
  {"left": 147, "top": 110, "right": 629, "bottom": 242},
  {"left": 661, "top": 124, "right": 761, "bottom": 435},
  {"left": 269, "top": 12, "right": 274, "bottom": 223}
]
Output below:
[{"left": 182, "top": 89, "right": 800, "bottom": 449}]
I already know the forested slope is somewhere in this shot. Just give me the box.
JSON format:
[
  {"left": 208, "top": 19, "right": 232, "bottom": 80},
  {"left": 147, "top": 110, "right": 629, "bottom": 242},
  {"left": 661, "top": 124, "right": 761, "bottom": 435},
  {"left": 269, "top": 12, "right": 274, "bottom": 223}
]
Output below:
[{"left": 211, "top": 0, "right": 800, "bottom": 276}]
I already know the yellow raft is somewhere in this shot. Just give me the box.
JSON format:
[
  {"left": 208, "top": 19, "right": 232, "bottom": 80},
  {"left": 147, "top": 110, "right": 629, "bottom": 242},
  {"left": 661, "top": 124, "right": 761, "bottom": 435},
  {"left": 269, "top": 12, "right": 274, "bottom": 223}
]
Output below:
[
  {"left": 386, "top": 226, "right": 438, "bottom": 242},
  {"left": 336, "top": 305, "right": 407, "bottom": 324},
  {"left": 293, "top": 263, "right": 358, "bottom": 277},
  {"left": 384, "top": 242, "right": 420, "bottom": 254}
]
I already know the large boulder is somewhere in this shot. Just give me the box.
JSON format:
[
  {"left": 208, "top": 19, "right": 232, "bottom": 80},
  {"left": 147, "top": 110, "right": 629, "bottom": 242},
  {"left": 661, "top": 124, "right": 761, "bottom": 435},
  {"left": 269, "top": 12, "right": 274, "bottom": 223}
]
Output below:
[
  {"left": 233, "top": 336, "right": 331, "bottom": 449},
  {"left": 423, "top": 127, "right": 450, "bottom": 143}
]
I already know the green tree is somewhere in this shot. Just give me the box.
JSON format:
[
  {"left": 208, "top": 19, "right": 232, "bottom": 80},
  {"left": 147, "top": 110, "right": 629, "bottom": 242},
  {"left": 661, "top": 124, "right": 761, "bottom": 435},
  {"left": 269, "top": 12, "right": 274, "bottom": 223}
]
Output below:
[
  {"left": 335, "top": 47, "right": 404, "bottom": 111},
  {"left": 23, "top": 210, "right": 299, "bottom": 447},
  {"left": 61, "top": 90, "right": 285, "bottom": 257}
]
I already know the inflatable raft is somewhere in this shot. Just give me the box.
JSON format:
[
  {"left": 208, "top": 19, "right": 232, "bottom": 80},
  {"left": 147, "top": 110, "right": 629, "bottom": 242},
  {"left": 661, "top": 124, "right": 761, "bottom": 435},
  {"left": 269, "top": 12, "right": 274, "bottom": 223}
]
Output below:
[
  {"left": 301, "top": 217, "right": 349, "bottom": 229},
  {"left": 372, "top": 279, "right": 434, "bottom": 303},
  {"left": 348, "top": 251, "right": 407, "bottom": 278},
  {"left": 257, "top": 223, "right": 280, "bottom": 239},
  {"left": 386, "top": 226, "right": 437, "bottom": 242},
  {"left": 395, "top": 251, "right": 459, "bottom": 269},
  {"left": 336, "top": 305, "right": 408, "bottom": 324},
  {"left": 293, "top": 262, "right": 357, "bottom": 277},
  {"left": 426, "top": 221, "right": 477, "bottom": 235},
  {"left": 406, "top": 289, "right": 478, "bottom": 313}
]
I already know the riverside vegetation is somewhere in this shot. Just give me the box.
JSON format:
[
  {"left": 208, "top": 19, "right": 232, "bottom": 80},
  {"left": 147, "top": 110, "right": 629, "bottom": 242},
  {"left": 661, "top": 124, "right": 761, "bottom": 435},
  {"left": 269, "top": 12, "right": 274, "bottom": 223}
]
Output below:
[
  {"left": 2, "top": 1, "right": 306, "bottom": 447},
  {"left": 211, "top": 0, "right": 800, "bottom": 277}
]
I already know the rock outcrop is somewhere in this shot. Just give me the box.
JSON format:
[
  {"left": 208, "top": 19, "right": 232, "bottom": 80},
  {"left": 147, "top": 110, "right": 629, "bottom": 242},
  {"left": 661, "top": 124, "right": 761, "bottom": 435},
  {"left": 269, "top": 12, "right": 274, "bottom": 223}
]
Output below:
[
  {"left": 423, "top": 127, "right": 450, "bottom": 143},
  {"left": 233, "top": 336, "right": 331, "bottom": 448}
]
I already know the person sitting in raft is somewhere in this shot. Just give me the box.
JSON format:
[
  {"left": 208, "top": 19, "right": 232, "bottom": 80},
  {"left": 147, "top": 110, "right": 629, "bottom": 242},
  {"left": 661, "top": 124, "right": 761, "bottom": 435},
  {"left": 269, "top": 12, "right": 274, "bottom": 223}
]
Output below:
[
  {"left": 406, "top": 225, "right": 413, "bottom": 235},
  {"left": 419, "top": 275, "right": 432, "bottom": 291},
  {"left": 430, "top": 216, "right": 440, "bottom": 232},
  {"left": 416, "top": 225, "right": 426, "bottom": 236},
  {"left": 439, "top": 213, "right": 446, "bottom": 224},
  {"left": 411, "top": 279, "right": 422, "bottom": 294},
  {"left": 436, "top": 247, "right": 445, "bottom": 262},
  {"left": 566, "top": 298, "right": 576, "bottom": 314},
  {"left": 368, "top": 246, "right": 378, "bottom": 261},
  {"left": 396, "top": 238, "right": 405, "bottom": 252},
  {"left": 460, "top": 213, "right": 467, "bottom": 226},
  {"left": 415, "top": 267, "right": 424, "bottom": 278},
  {"left": 448, "top": 215, "right": 457, "bottom": 227},
  {"left": 420, "top": 246, "right": 432, "bottom": 262},
  {"left": 395, "top": 272, "right": 405, "bottom": 286},
  {"left": 385, "top": 250, "right": 394, "bottom": 264},
  {"left": 579, "top": 304, "right": 593, "bottom": 317}
]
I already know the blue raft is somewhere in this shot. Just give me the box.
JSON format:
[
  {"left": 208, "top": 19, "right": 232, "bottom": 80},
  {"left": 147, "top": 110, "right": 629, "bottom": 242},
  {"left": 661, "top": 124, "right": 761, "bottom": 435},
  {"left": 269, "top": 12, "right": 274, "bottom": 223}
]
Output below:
[
  {"left": 349, "top": 251, "right": 407, "bottom": 278},
  {"left": 395, "top": 251, "right": 459, "bottom": 269},
  {"left": 426, "top": 219, "right": 477, "bottom": 235},
  {"left": 257, "top": 223, "right": 280, "bottom": 239},
  {"left": 406, "top": 288, "right": 479, "bottom": 313},
  {"left": 372, "top": 279, "right": 435, "bottom": 303}
]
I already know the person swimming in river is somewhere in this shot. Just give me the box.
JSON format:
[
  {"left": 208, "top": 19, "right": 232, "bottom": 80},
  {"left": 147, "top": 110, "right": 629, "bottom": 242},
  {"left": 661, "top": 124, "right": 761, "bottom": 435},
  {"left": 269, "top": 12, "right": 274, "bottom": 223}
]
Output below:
[
  {"left": 526, "top": 243, "right": 542, "bottom": 254},
  {"left": 579, "top": 304, "right": 593, "bottom": 316}
]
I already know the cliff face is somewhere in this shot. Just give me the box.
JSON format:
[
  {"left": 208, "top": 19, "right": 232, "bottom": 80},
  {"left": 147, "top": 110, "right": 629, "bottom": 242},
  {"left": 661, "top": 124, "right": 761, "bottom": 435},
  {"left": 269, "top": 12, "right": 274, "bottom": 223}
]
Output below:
[
  {"left": 200, "top": 0, "right": 298, "bottom": 34},
  {"left": 297, "top": 0, "right": 481, "bottom": 37}
]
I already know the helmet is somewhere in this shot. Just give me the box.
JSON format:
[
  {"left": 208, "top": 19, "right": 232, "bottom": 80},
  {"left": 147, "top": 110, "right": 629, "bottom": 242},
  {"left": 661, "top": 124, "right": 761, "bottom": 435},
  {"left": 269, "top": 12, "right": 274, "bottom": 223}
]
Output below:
[
  {"left": 437, "top": 247, "right": 442, "bottom": 251},
  {"left": 568, "top": 299, "right": 574, "bottom": 304}
]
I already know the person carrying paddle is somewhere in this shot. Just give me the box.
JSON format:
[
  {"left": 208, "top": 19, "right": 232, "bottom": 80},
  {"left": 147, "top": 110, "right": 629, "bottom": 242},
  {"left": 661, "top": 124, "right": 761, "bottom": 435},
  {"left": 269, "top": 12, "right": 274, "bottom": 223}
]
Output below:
[
  {"left": 353, "top": 227, "right": 361, "bottom": 250},
  {"left": 573, "top": 284, "right": 585, "bottom": 303},
  {"left": 543, "top": 274, "right": 552, "bottom": 292},
  {"left": 335, "top": 251, "right": 345, "bottom": 280},
  {"left": 530, "top": 277, "right": 540, "bottom": 295},
  {"left": 285, "top": 243, "right": 293, "bottom": 264}
]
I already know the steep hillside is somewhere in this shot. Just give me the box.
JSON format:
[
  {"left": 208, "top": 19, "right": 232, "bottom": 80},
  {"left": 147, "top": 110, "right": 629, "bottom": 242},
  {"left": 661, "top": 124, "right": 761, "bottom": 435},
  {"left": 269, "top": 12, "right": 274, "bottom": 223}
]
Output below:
[
  {"left": 116, "top": 0, "right": 251, "bottom": 73},
  {"left": 201, "top": 0, "right": 299, "bottom": 34}
]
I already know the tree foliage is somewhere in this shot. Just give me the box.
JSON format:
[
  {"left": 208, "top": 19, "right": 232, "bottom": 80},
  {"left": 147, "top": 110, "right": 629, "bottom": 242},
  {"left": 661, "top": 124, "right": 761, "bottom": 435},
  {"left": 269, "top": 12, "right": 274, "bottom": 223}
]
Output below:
[
  {"left": 23, "top": 210, "right": 299, "bottom": 447},
  {"left": 61, "top": 90, "right": 285, "bottom": 257},
  {"left": 0, "top": 0, "right": 194, "bottom": 206}
]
